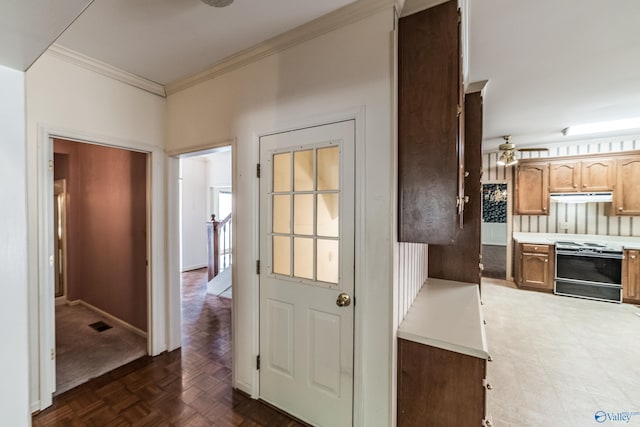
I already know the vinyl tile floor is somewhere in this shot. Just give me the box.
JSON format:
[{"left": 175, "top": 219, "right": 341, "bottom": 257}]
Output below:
[
  {"left": 34, "top": 268, "right": 301, "bottom": 426},
  {"left": 482, "top": 278, "right": 640, "bottom": 427}
]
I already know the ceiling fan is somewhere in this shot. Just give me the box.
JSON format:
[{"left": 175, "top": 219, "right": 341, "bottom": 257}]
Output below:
[{"left": 497, "top": 135, "right": 549, "bottom": 166}]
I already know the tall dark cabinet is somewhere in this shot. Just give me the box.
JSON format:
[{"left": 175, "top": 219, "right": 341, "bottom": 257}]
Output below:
[
  {"left": 398, "top": 0, "right": 464, "bottom": 245},
  {"left": 428, "top": 90, "right": 483, "bottom": 284}
]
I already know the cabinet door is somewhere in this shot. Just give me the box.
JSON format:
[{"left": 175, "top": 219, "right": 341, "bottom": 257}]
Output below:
[
  {"left": 521, "top": 252, "right": 551, "bottom": 289},
  {"left": 549, "top": 162, "right": 580, "bottom": 192},
  {"left": 615, "top": 158, "right": 640, "bottom": 215},
  {"left": 515, "top": 163, "right": 549, "bottom": 215},
  {"left": 623, "top": 249, "right": 640, "bottom": 302},
  {"left": 581, "top": 160, "right": 614, "bottom": 191},
  {"left": 398, "top": 0, "right": 462, "bottom": 244}
]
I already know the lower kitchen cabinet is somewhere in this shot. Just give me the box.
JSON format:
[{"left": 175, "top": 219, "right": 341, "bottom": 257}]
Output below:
[
  {"left": 623, "top": 249, "right": 640, "bottom": 303},
  {"left": 397, "top": 339, "right": 487, "bottom": 426},
  {"left": 515, "top": 243, "right": 554, "bottom": 291}
]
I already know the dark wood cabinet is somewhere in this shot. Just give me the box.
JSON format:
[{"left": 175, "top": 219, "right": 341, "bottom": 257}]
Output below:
[
  {"left": 515, "top": 163, "right": 549, "bottom": 215},
  {"left": 615, "top": 157, "right": 640, "bottom": 215},
  {"left": 515, "top": 243, "right": 554, "bottom": 291},
  {"left": 398, "top": 0, "right": 464, "bottom": 244},
  {"left": 429, "top": 90, "right": 482, "bottom": 284},
  {"left": 398, "top": 339, "right": 487, "bottom": 426},
  {"left": 623, "top": 249, "right": 640, "bottom": 303}
]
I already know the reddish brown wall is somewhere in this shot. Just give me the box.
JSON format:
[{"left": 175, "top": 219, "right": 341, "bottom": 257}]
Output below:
[{"left": 54, "top": 139, "right": 148, "bottom": 332}]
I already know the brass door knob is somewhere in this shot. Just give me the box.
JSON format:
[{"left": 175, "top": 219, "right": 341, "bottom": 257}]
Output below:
[{"left": 336, "top": 293, "right": 351, "bottom": 307}]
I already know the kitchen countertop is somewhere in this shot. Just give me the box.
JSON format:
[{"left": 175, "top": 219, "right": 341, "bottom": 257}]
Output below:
[
  {"left": 397, "top": 278, "right": 489, "bottom": 360},
  {"left": 513, "top": 232, "right": 640, "bottom": 250}
]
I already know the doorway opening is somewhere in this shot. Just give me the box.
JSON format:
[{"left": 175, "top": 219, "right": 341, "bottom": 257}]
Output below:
[
  {"left": 179, "top": 146, "right": 233, "bottom": 300},
  {"left": 481, "top": 183, "right": 508, "bottom": 279},
  {"left": 52, "top": 138, "right": 149, "bottom": 395}
]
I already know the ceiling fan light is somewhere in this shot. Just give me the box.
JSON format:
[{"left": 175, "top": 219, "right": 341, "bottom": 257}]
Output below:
[
  {"left": 505, "top": 152, "right": 518, "bottom": 166},
  {"left": 201, "top": 0, "right": 234, "bottom": 7},
  {"left": 496, "top": 152, "right": 507, "bottom": 166}
]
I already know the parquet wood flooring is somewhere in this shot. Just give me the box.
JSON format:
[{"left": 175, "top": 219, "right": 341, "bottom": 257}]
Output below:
[{"left": 33, "top": 268, "right": 303, "bottom": 427}]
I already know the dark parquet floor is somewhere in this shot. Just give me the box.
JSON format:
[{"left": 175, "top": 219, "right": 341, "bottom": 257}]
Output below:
[{"left": 33, "top": 268, "right": 303, "bottom": 426}]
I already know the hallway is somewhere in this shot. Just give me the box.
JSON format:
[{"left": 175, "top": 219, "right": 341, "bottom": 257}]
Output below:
[{"left": 33, "top": 268, "right": 301, "bottom": 426}]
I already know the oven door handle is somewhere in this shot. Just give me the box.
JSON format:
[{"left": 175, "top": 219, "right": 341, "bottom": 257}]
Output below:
[{"left": 556, "top": 250, "right": 623, "bottom": 259}]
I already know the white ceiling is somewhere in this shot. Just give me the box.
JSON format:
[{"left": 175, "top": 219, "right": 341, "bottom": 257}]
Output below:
[
  {"left": 2, "top": 0, "right": 639, "bottom": 152},
  {"left": 0, "top": 0, "right": 93, "bottom": 71},
  {"left": 468, "top": 0, "right": 640, "bottom": 150},
  {"left": 55, "top": 0, "right": 356, "bottom": 85}
]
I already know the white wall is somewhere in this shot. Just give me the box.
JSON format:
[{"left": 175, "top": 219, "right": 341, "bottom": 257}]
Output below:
[
  {"left": 180, "top": 157, "right": 208, "bottom": 271},
  {"left": 167, "top": 8, "right": 396, "bottom": 425},
  {"left": 205, "top": 149, "right": 232, "bottom": 217},
  {"left": 26, "top": 51, "right": 167, "bottom": 410},
  {"left": 0, "top": 66, "right": 31, "bottom": 426}
]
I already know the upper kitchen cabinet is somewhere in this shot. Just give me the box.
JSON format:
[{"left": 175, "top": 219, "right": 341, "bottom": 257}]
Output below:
[
  {"left": 614, "top": 157, "right": 640, "bottom": 215},
  {"left": 549, "top": 161, "right": 580, "bottom": 192},
  {"left": 398, "top": 0, "right": 465, "bottom": 244},
  {"left": 515, "top": 162, "right": 549, "bottom": 215},
  {"left": 581, "top": 159, "right": 615, "bottom": 191}
]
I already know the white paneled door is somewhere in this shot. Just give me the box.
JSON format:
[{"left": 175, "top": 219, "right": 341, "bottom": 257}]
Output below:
[{"left": 259, "top": 120, "right": 355, "bottom": 426}]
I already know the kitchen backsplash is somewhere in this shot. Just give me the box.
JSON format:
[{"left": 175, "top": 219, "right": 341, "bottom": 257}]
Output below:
[
  {"left": 483, "top": 136, "right": 640, "bottom": 237},
  {"left": 515, "top": 202, "right": 639, "bottom": 236}
]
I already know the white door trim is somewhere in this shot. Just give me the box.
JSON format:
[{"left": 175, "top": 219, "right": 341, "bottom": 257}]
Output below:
[
  {"left": 33, "top": 124, "right": 165, "bottom": 411},
  {"left": 166, "top": 138, "right": 237, "bottom": 379},
  {"left": 253, "top": 107, "right": 366, "bottom": 426}
]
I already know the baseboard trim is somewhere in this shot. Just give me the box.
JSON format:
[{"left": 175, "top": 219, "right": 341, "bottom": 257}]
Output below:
[
  {"left": 181, "top": 264, "right": 208, "bottom": 272},
  {"left": 67, "top": 299, "right": 148, "bottom": 339},
  {"left": 55, "top": 296, "right": 67, "bottom": 306}
]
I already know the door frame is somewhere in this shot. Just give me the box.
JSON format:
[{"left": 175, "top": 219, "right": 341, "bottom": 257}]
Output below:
[
  {"left": 255, "top": 109, "right": 366, "bottom": 425},
  {"left": 166, "top": 138, "right": 237, "bottom": 387},
  {"left": 34, "top": 125, "right": 165, "bottom": 411}
]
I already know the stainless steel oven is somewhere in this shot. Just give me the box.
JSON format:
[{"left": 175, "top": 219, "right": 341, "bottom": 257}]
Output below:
[{"left": 555, "top": 241, "right": 623, "bottom": 303}]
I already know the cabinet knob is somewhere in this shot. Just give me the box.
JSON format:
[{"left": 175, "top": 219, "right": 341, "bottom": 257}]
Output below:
[
  {"left": 545, "top": 259, "right": 549, "bottom": 263},
  {"left": 464, "top": 171, "right": 470, "bottom": 178},
  {"left": 573, "top": 184, "right": 578, "bottom": 188},
  {"left": 542, "top": 207, "right": 547, "bottom": 211},
  {"left": 619, "top": 207, "right": 623, "bottom": 212},
  {"left": 632, "top": 255, "right": 637, "bottom": 259},
  {"left": 583, "top": 184, "right": 587, "bottom": 188},
  {"left": 464, "top": 195, "right": 470, "bottom": 203}
]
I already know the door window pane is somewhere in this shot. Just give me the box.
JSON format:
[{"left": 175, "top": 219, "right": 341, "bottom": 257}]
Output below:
[
  {"left": 273, "top": 195, "right": 290, "bottom": 234},
  {"left": 294, "top": 150, "right": 314, "bottom": 191},
  {"left": 273, "top": 236, "right": 291, "bottom": 276},
  {"left": 294, "top": 237, "right": 314, "bottom": 279},
  {"left": 317, "top": 193, "right": 339, "bottom": 237},
  {"left": 294, "top": 194, "right": 314, "bottom": 236},
  {"left": 317, "top": 146, "right": 339, "bottom": 191},
  {"left": 317, "top": 239, "right": 339, "bottom": 283},
  {"left": 273, "top": 153, "right": 291, "bottom": 192}
]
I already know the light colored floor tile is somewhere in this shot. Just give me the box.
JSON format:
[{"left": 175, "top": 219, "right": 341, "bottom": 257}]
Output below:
[{"left": 483, "top": 278, "right": 640, "bottom": 427}]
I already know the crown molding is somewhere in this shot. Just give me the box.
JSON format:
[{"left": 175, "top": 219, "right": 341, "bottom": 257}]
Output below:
[
  {"left": 165, "top": 0, "right": 396, "bottom": 96},
  {"left": 399, "top": 0, "right": 447, "bottom": 17},
  {"left": 47, "top": 44, "right": 166, "bottom": 97}
]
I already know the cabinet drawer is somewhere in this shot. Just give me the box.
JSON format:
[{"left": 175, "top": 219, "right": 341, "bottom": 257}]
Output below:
[{"left": 521, "top": 244, "right": 549, "bottom": 254}]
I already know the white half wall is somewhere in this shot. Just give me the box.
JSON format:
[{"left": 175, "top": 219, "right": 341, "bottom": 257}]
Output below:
[
  {"left": 25, "top": 51, "right": 166, "bottom": 411},
  {"left": 180, "top": 157, "right": 208, "bottom": 271},
  {"left": 166, "top": 8, "right": 396, "bottom": 426},
  {"left": 0, "top": 65, "right": 30, "bottom": 426}
]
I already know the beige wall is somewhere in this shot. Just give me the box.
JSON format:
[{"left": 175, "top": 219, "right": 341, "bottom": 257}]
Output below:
[{"left": 167, "top": 8, "right": 399, "bottom": 425}]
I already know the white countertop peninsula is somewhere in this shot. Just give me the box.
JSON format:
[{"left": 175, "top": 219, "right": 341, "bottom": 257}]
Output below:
[
  {"left": 397, "top": 278, "right": 489, "bottom": 360},
  {"left": 513, "top": 232, "right": 640, "bottom": 250}
]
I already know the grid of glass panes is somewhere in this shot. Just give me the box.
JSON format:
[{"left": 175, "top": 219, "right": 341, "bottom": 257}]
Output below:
[{"left": 271, "top": 145, "right": 340, "bottom": 284}]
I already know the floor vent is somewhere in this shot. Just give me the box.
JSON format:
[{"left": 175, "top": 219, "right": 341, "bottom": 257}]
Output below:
[{"left": 89, "top": 321, "right": 112, "bottom": 332}]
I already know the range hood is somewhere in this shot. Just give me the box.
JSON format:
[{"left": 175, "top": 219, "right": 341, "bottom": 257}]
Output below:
[{"left": 549, "top": 192, "right": 613, "bottom": 203}]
